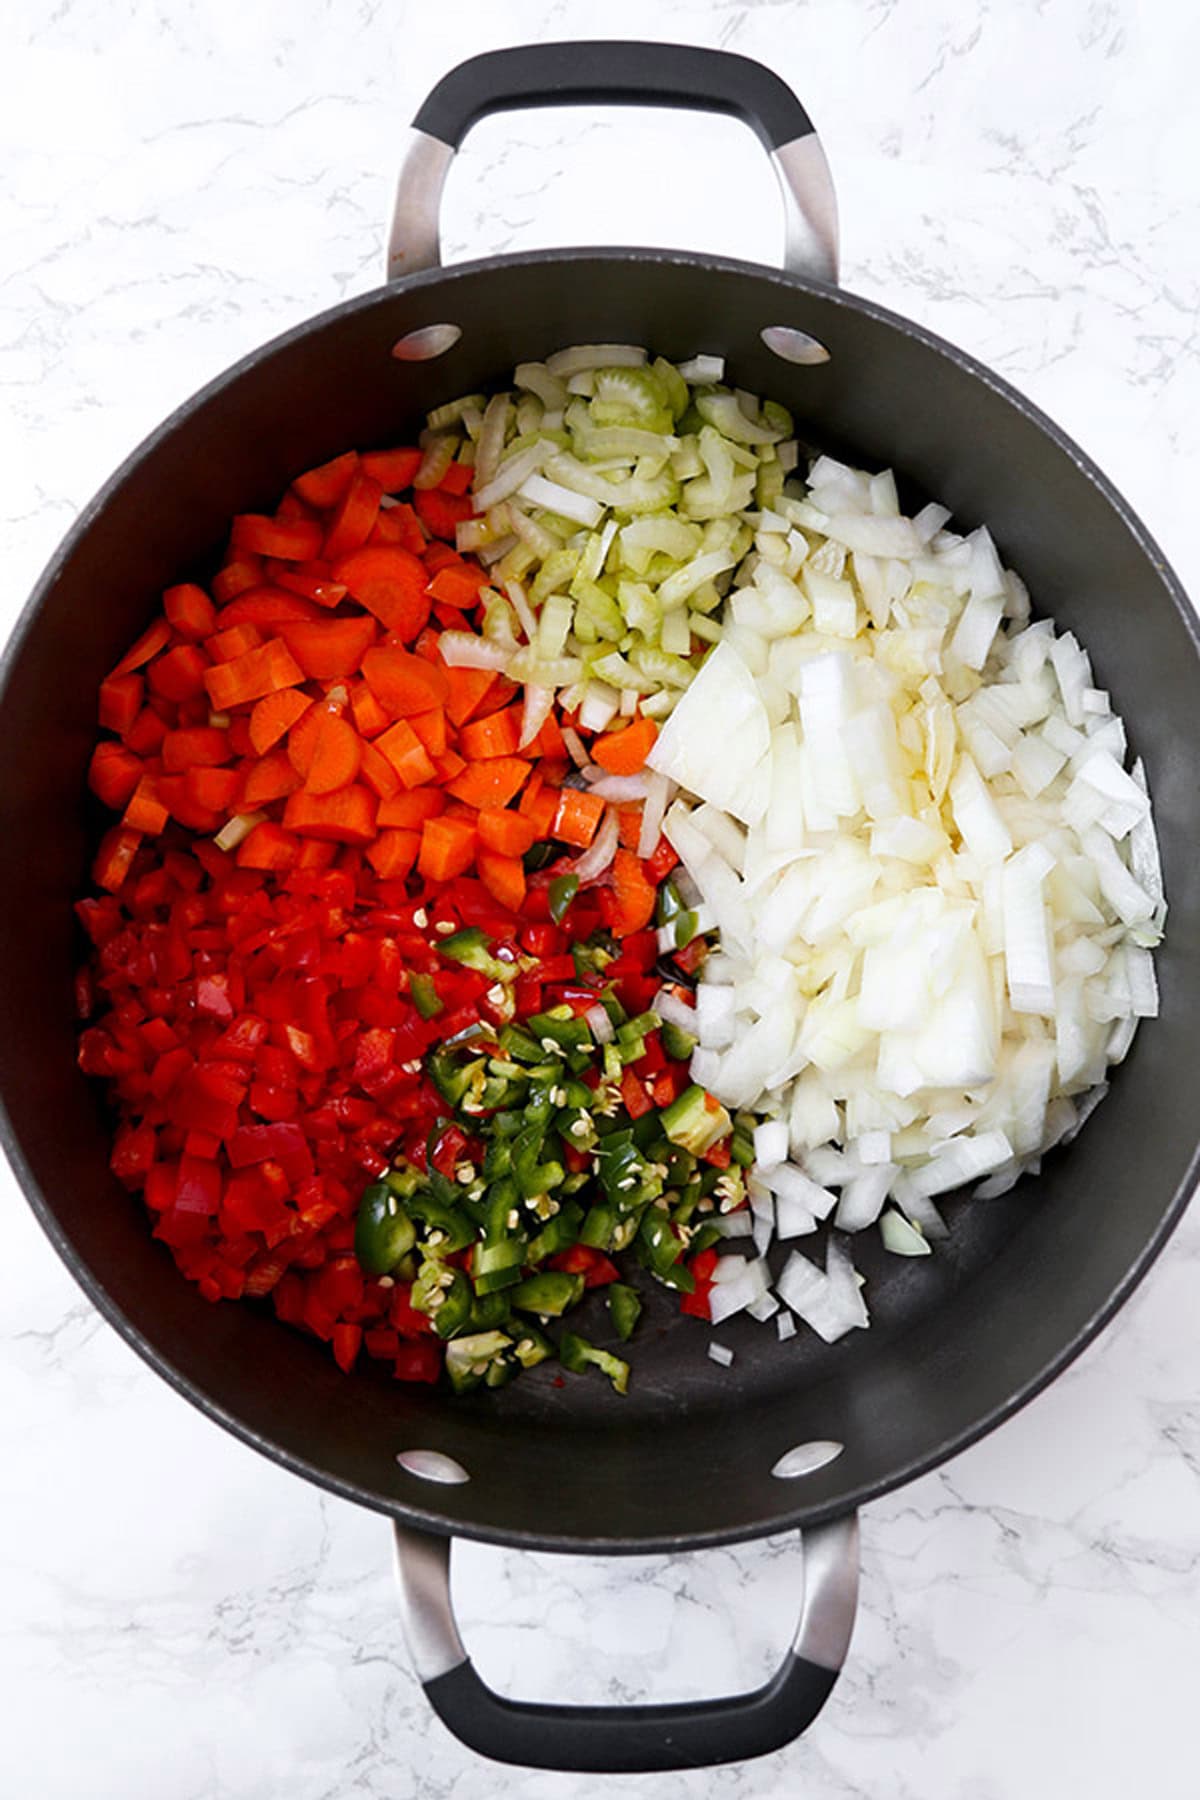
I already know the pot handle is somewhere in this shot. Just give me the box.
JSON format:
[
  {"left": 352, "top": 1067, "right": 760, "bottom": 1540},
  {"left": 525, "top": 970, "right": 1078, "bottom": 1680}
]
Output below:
[
  {"left": 392, "top": 1512, "right": 858, "bottom": 1773},
  {"left": 388, "top": 42, "right": 838, "bottom": 287}
]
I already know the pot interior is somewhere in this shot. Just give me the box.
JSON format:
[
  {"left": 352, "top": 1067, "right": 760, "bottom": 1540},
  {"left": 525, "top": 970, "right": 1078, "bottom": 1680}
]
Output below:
[{"left": 2, "top": 251, "right": 1197, "bottom": 1551}]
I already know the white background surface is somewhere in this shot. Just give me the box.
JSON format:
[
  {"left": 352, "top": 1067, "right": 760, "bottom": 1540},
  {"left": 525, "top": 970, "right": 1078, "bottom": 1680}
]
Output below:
[{"left": 3, "top": 3, "right": 1199, "bottom": 1796}]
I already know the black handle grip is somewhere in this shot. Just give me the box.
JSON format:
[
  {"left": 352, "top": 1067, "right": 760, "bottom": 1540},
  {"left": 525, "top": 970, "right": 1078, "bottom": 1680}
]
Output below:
[
  {"left": 393, "top": 1516, "right": 857, "bottom": 1773},
  {"left": 413, "top": 41, "right": 816, "bottom": 154},
  {"left": 424, "top": 1650, "right": 837, "bottom": 1774}
]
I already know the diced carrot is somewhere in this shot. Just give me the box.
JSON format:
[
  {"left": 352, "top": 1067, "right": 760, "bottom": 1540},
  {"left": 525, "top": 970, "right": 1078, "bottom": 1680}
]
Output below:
[
  {"left": 323, "top": 471, "right": 382, "bottom": 562},
  {"left": 433, "top": 748, "right": 467, "bottom": 782},
  {"left": 236, "top": 821, "right": 301, "bottom": 871},
  {"left": 283, "top": 785, "right": 377, "bottom": 845},
  {"left": 517, "top": 774, "right": 560, "bottom": 840},
  {"left": 276, "top": 616, "right": 376, "bottom": 681},
  {"left": 442, "top": 664, "right": 500, "bottom": 728},
  {"left": 409, "top": 708, "right": 447, "bottom": 758},
  {"left": 615, "top": 806, "right": 642, "bottom": 850},
  {"left": 249, "top": 689, "right": 311, "bottom": 757},
  {"left": 207, "top": 624, "right": 263, "bottom": 665},
  {"left": 203, "top": 639, "right": 303, "bottom": 712},
  {"left": 417, "top": 815, "right": 476, "bottom": 883},
  {"left": 163, "top": 583, "right": 216, "bottom": 640},
  {"left": 591, "top": 716, "right": 658, "bottom": 775},
  {"left": 349, "top": 680, "right": 390, "bottom": 739},
  {"left": 125, "top": 708, "right": 169, "bottom": 756},
  {"left": 88, "top": 742, "right": 143, "bottom": 809},
  {"left": 227, "top": 716, "right": 255, "bottom": 758},
  {"left": 438, "top": 461, "right": 474, "bottom": 497},
  {"left": 413, "top": 625, "right": 443, "bottom": 663},
  {"left": 426, "top": 562, "right": 486, "bottom": 609},
  {"left": 377, "top": 719, "right": 437, "bottom": 790},
  {"left": 109, "top": 618, "right": 170, "bottom": 678},
  {"left": 304, "top": 713, "right": 362, "bottom": 795},
  {"left": 292, "top": 450, "right": 359, "bottom": 509},
  {"left": 366, "top": 829, "right": 421, "bottom": 880},
  {"left": 379, "top": 500, "right": 427, "bottom": 554},
  {"left": 294, "top": 839, "right": 338, "bottom": 871},
  {"left": 161, "top": 726, "right": 231, "bottom": 772},
  {"left": 377, "top": 789, "right": 445, "bottom": 828},
  {"left": 361, "top": 646, "right": 449, "bottom": 717},
  {"left": 123, "top": 774, "right": 169, "bottom": 836},
  {"left": 99, "top": 673, "right": 143, "bottom": 736},
  {"left": 211, "top": 557, "right": 264, "bottom": 604},
  {"left": 552, "top": 788, "right": 605, "bottom": 849},
  {"left": 157, "top": 775, "right": 222, "bottom": 833},
  {"left": 232, "top": 514, "right": 324, "bottom": 561},
  {"left": 414, "top": 487, "right": 472, "bottom": 540},
  {"left": 275, "top": 491, "right": 314, "bottom": 523},
  {"left": 610, "top": 848, "right": 657, "bottom": 937},
  {"left": 93, "top": 826, "right": 142, "bottom": 892},
  {"left": 360, "top": 447, "right": 422, "bottom": 490},
  {"left": 218, "top": 587, "right": 324, "bottom": 628},
  {"left": 148, "top": 644, "right": 210, "bottom": 703},
  {"left": 470, "top": 676, "right": 521, "bottom": 720},
  {"left": 458, "top": 704, "right": 522, "bottom": 760},
  {"left": 185, "top": 766, "right": 241, "bottom": 812},
  {"left": 266, "top": 562, "right": 348, "bottom": 609},
  {"left": 242, "top": 749, "right": 303, "bottom": 808},
  {"left": 445, "top": 756, "right": 531, "bottom": 811},
  {"left": 359, "top": 741, "right": 401, "bottom": 801},
  {"left": 476, "top": 808, "right": 538, "bottom": 857},
  {"left": 531, "top": 710, "right": 567, "bottom": 760},
  {"left": 422, "top": 541, "right": 460, "bottom": 576},
  {"left": 476, "top": 849, "right": 527, "bottom": 913},
  {"left": 332, "top": 545, "right": 431, "bottom": 642}
]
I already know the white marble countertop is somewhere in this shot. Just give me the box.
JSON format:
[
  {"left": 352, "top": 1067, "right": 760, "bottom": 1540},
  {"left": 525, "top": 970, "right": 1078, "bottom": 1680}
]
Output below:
[{"left": 3, "top": 1, "right": 1199, "bottom": 1795}]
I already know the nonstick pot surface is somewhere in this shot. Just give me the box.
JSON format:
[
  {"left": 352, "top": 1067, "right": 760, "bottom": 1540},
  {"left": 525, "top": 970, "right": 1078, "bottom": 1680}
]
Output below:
[{"left": 2, "top": 250, "right": 1197, "bottom": 1552}]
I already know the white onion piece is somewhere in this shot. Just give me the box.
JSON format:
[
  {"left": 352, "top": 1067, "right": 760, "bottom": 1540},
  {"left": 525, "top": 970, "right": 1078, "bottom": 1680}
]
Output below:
[
  {"left": 753, "top": 1120, "right": 789, "bottom": 1170},
  {"left": 651, "top": 987, "right": 698, "bottom": 1034},
  {"left": 708, "top": 1342, "right": 735, "bottom": 1367},
  {"left": 569, "top": 808, "right": 618, "bottom": 882},
  {"left": 584, "top": 1004, "right": 614, "bottom": 1046}
]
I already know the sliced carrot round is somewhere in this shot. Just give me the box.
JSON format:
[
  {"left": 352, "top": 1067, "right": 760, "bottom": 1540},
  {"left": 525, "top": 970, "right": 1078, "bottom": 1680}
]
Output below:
[{"left": 333, "top": 545, "right": 431, "bottom": 642}]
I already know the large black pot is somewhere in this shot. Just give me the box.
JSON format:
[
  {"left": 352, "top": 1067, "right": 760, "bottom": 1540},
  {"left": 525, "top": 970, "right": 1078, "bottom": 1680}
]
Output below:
[{"left": 2, "top": 43, "right": 1197, "bottom": 1775}]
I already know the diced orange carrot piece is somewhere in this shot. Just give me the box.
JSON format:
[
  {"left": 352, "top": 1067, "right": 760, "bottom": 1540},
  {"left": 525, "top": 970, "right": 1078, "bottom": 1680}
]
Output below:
[
  {"left": 591, "top": 716, "right": 658, "bottom": 775},
  {"left": 276, "top": 616, "right": 376, "bottom": 681},
  {"left": 163, "top": 583, "right": 216, "bottom": 640},
  {"left": 445, "top": 757, "right": 531, "bottom": 811},
  {"left": 249, "top": 689, "right": 311, "bottom": 757},
  {"left": 283, "top": 784, "right": 377, "bottom": 844},
  {"left": 476, "top": 849, "right": 527, "bottom": 913},
  {"left": 292, "top": 450, "right": 359, "bottom": 509},
  {"left": 202, "top": 639, "right": 303, "bottom": 712},
  {"left": 232, "top": 514, "right": 324, "bottom": 561},
  {"left": 242, "top": 749, "right": 302, "bottom": 808},
  {"left": 409, "top": 708, "right": 447, "bottom": 758},
  {"left": 211, "top": 557, "right": 264, "bottom": 604},
  {"left": 93, "top": 826, "right": 142, "bottom": 892},
  {"left": 361, "top": 646, "right": 449, "bottom": 717},
  {"left": 218, "top": 587, "right": 324, "bottom": 628},
  {"left": 432, "top": 748, "right": 466, "bottom": 782},
  {"left": 333, "top": 545, "right": 431, "bottom": 642},
  {"left": 304, "top": 713, "right": 362, "bottom": 795},
  {"left": 377, "top": 719, "right": 437, "bottom": 790},
  {"left": 442, "top": 664, "right": 500, "bottom": 728},
  {"left": 88, "top": 742, "right": 144, "bottom": 810},
  {"left": 161, "top": 726, "right": 231, "bottom": 772},
  {"left": 458, "top": 704, "right": 523, "bottom": 760},
  {"left": 184, "top": 766, "right": 241, "bottom": 813},
  {"left": 236, "top": 821, "right": 301, "bottom": 871},
  {"left": 417, "top": 815, "right": 476, "bottom": 883},
  {"left": 322, "top": 471, "right": 382, "bottom": 562},
  {"left": 366, "top": 829, "right": 421, "bottom": 880},
  {"left": 376, "top": 789, "right": 445, "bottom": 829},
  {"left": 109, "top": 619, "right": 170, "bottom": 678},
  {"left": 476, "top": 808, "right": 538, "bottom": 857},
  {"left": 609, "top": 847, "right": 658, "bottom": 936},
  {"left": 359, "top": 741, "right": 402, "bottom": 801},
  {"left": 205, "top": 623, "right": 263, "bottom": 663},
  {"left": 360, "top": 447, "right": 422, "bottom": 490},
  {"left": 99, "top": 673, "right": 144, "bottom": 736},
  {"left": 552, "top": 788, "right": 605, "bottom": 849},
  {"left": 123, "top": 774, "right": 169, "bottom": 836},
  {"left": 426, "top": 562, "right": 487, "bottom": 609},
  {"left": 349, "top": 680, "right": 390, "bottom": 739},
  {"left": 148, "top": 644, "right": 210, "bottom": 703}
]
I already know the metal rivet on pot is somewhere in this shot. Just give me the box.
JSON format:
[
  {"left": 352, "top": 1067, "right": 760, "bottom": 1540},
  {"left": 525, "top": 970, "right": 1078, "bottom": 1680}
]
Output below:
[
  {"left": 771, "top": 1440, "right": 844, "bottom": 1480},
  {"left": 397, "top": 1448, "right": 471, "bottom": 1485},
  {"left": 760, "top": 325, "right": 831, "bottom": 366},
  {"left": 391, "top": 323, "right": 462, "bottom": 362}
]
